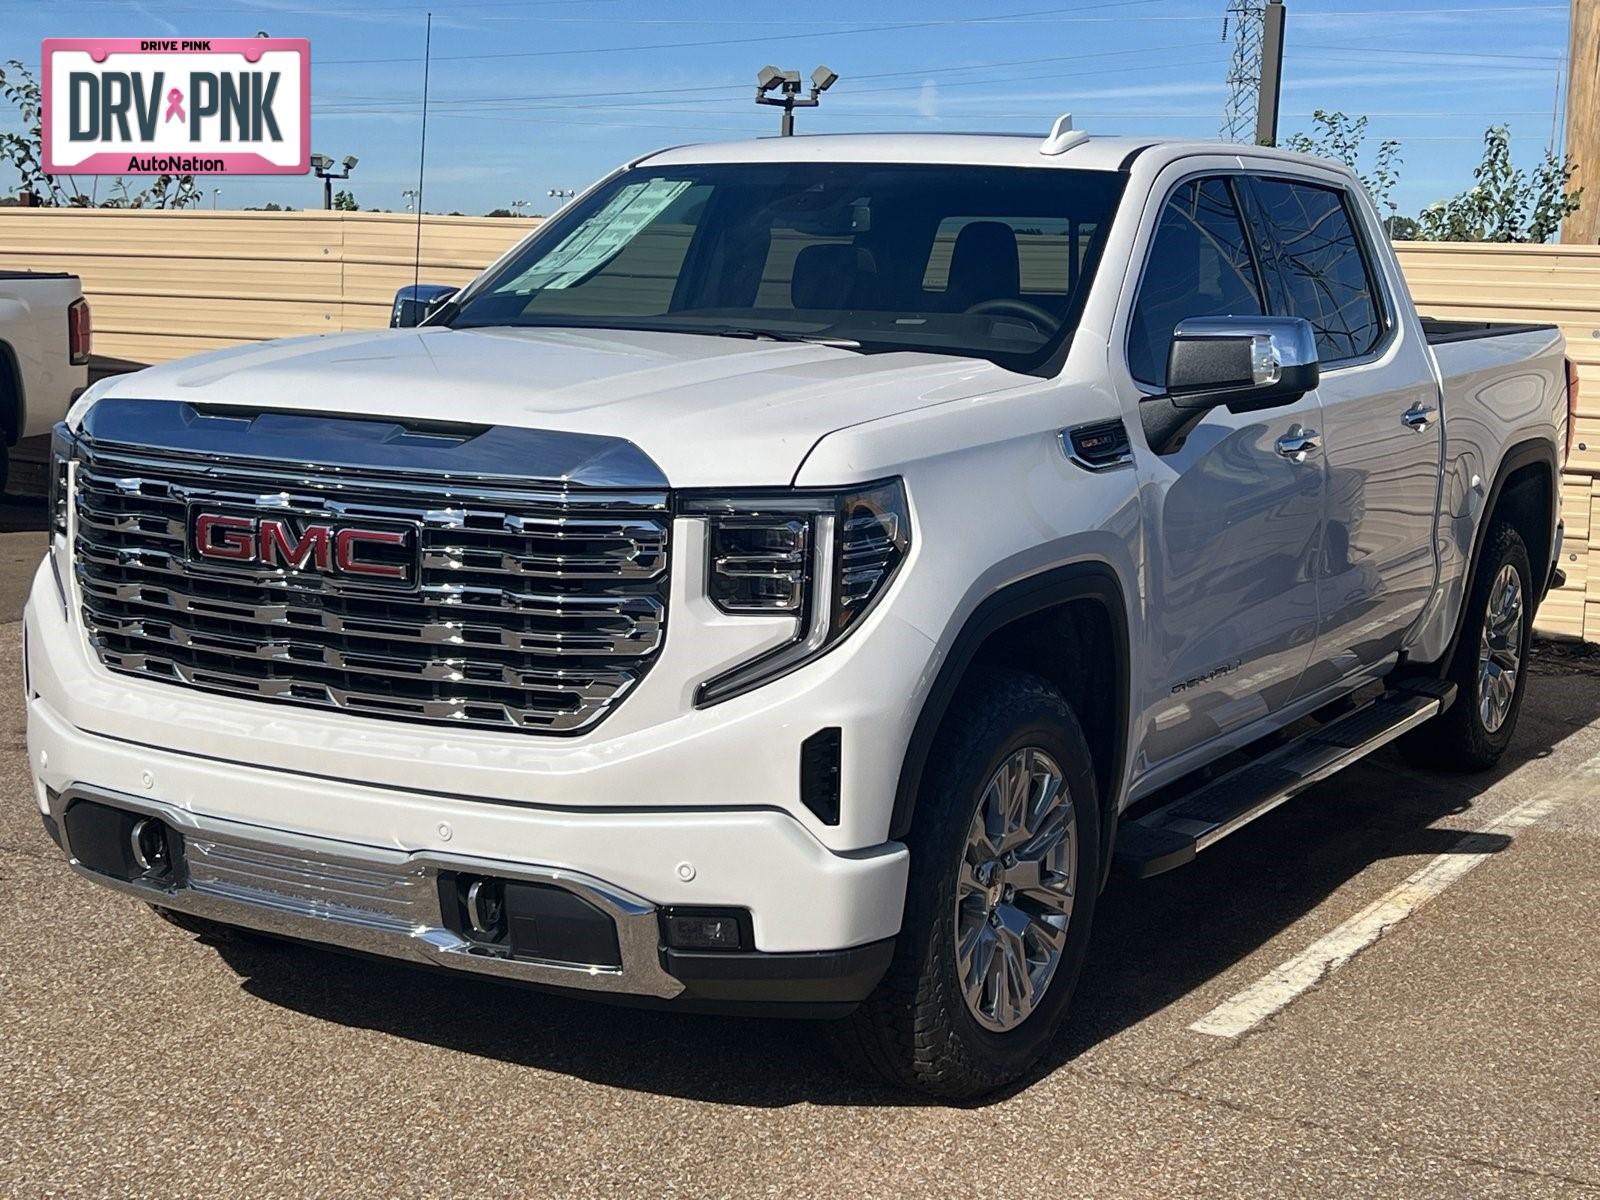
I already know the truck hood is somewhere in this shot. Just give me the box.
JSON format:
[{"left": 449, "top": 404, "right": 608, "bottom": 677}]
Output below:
[{"left": 90, "top": 326, "right": 1025, "bottom": 486}]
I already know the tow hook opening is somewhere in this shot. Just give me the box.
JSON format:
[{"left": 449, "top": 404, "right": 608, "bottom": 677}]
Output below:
[
  {"left": 62, "top": 799, "right": 182, "bottom": 886},
  {"left": 441, "top": 872, "right": 622, "bottom": 969}
]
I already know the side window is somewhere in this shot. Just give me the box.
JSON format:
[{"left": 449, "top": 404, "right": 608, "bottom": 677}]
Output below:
[
  {"left": 1127, "top": 178, "right": 1264, "bottom": 386},
  {"left": 1244, "top": 179, "right": 1383, "bottom": 362}
]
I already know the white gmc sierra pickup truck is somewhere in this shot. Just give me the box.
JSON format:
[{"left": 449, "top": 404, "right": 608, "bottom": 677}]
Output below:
[
  {"left": 23, "top": 129, "right": 1571, "bottom": 1098},
  {"left": 0, "top": 270, "right": 90, "bottom": 492}
]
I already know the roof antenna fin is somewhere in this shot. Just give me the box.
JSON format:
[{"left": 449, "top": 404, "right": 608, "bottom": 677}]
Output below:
[{"left": 1040, "top": 113, "right": 1090, "bottom": 156}]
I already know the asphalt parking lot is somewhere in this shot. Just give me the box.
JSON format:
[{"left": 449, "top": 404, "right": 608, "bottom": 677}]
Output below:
[{"left": 3, "top": 493, "right": 1599, "bottom": 1198}]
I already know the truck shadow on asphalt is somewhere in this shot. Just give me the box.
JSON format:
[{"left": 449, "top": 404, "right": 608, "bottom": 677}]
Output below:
[
  {"left": 0, "top": 494, "right": 47, "bottom": 533},
  {"left": 203, "top": 656, "right": 1600, "bottom": 1108}
]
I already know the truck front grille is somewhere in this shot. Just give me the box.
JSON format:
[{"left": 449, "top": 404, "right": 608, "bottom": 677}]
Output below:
[{"left": 72, "top": 444, "right": 671, "bottom": 734}]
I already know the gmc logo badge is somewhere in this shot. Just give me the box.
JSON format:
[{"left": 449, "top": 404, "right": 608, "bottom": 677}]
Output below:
[{"left": 187, "top": 506, "right": 419, "bottom": 588}]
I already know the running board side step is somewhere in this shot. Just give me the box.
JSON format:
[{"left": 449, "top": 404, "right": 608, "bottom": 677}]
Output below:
[{"left": 1114, "top": 679, "right": 1456, "bottom": 879}]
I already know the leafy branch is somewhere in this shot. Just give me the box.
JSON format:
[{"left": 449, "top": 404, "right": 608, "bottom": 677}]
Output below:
[
  {"left": 1418, "top": 126, "right": 1582, "bottom": 243},
  {"left": 0, "top": 58, "right": 201, "bottom": 209}
]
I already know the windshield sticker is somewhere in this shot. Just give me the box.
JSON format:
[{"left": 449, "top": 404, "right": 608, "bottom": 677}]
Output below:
[{"left": 506, "top": 179, "right": 691, "bottom": 291}]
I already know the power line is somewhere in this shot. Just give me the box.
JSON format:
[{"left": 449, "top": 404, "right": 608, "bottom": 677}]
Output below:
[
  {"left": 1303, "top": 42, "right": 1563, "bottom": 61},
  {"left": 319, "top": 0, "right": 1172, "bottom": 64},
  {"left": 316, "top": 45, "right": 1227, "bottom": 113}
]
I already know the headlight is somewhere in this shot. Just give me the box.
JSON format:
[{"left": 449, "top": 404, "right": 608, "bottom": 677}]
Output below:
[{"left": 684, "top": 478, "right": 911, "bottom": 705}]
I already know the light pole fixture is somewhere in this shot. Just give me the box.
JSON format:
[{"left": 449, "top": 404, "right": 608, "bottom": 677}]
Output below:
[
  {"left": 755, "top": 65, "right": 838, "bottom": 136},
  {"left": 311, "top": 152, "right": 359, "bottom": 210},
  {"left": 211, "top": 187, "right": 221, "bottom": 210},
  {"left": 402, "top": 188, "right": 419, "bottom": 213},
  {"left": 547, "top": 188, "right": 576, "bottom": 208},
  {"left": 511, "top": 198, "right": 529, "bottom": 217}
]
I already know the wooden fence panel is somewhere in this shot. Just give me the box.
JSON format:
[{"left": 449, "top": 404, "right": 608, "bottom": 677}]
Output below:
[{"left": 4, "top": 213, "right": 1599, "bottom": 637}]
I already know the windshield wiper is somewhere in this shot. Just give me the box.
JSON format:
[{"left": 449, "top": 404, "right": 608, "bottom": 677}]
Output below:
[{"left": 708, "top": 326, "right": 863, "bottom": 350}]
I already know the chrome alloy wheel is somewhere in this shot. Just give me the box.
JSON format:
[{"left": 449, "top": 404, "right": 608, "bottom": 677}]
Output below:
[
  {"left": 955, "top": 747, "right": 1078, "bottom": 1033},
  {"left": 1478, "top": 562, "right": 1525, "bottom": 735}
]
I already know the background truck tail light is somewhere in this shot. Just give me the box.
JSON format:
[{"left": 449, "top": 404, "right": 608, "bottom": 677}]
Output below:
[{"left": 67, "top": 299, "right": 92, "bottom": 366}]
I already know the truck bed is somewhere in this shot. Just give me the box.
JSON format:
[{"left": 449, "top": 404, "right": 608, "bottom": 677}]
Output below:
[{"left": 1421, "top": 317, "right": 1559, "bottom": 346}]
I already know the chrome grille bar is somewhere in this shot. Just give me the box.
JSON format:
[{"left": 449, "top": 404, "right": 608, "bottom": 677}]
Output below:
[{"left": 72, "top": 409, "right": 671, "bottom": 735}]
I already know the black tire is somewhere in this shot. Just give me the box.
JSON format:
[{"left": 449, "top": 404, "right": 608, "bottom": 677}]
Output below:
[
  {"left": 1400, "top": 520, "right": 1533, "bottom": 771},
  {"left": 830, "top": 669, "right": 1101, "bottom": 1100}
]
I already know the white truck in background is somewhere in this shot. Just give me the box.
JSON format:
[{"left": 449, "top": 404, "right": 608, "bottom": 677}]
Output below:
[{"left": 0, "top": 271, "right": 90, "bottom": 493}]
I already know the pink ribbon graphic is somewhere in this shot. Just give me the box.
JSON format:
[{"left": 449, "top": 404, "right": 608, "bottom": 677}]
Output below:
[{"left": 164, "top": 88, "right": 185, "bottom": 123}]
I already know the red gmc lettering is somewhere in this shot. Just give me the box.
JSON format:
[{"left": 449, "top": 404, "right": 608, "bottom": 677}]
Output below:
[
  {"left": 335, "top": 528, "right": 407, "bottom": 578},
  {"left": 194, "top": 513, "right": 256, "bottom": 561},
  {"left": 260, "top": 519, "right": 333, "bottom": 570}
]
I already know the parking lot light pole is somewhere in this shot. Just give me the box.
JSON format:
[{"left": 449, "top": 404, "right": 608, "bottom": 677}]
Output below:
[
  {"left": 311, "top": 153, "right": 359, "bottom": 210},
  {"left": 755, "top": 65, "right": 839, "bottom": 135}
]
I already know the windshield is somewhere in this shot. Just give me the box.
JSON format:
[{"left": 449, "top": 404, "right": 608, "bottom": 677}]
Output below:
[{"left": 448, "top": 161, "right": 1125, "bottom": 372}]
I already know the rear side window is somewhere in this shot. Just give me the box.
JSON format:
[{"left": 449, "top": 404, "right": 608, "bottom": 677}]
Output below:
[
  {"left": 1243, "top": 179, "right": 1383, "bottom": 363},
  {"left": 1128, "top": 178, "right": 1264, "bottom": 386}
]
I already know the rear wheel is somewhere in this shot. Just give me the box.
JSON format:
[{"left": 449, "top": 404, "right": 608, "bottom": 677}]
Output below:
[
  {"left": 830, "top": 670, "right": 1101, "bottom": 1099},
  {"left": 1401, "top": 520, "right": 1533, "bottom": 771}
]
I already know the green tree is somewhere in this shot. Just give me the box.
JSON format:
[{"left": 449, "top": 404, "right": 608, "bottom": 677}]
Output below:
[
  {"left": 1284, "top": 110, "right": 1402, "bottom": 226},
  {"left": 1418, "top": 126, "right": 1582, "bottom": 243},
  {"left": 332, "top": 189, "right": 360, "bottom": 211},
  {"left": 0, "top": 58, "right": 201, "bottom": 208}
]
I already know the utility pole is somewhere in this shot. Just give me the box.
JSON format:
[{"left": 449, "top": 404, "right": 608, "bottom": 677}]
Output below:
[
  {"left": 1563, "top": 0, "right": 1600, "bottom": 243},
  {"left": 1255, "top": 0, "right": 1286, "bottom": 146}
]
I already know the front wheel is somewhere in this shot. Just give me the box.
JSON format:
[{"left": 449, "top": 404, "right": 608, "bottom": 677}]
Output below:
[
  {"left": 1401, "top": 520, "right": 1533, "bottom": 771},
  {"left": 831, "top": 670, "right": 1101, "bottom": 1099}
]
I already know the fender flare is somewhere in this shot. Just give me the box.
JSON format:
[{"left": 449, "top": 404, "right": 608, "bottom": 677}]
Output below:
[
  {"left": 888, "top": 560, "right": 1131, "bottom": 852},
  {"left": 1435, "top": 436, "right": 1558, "bottom": 668}
]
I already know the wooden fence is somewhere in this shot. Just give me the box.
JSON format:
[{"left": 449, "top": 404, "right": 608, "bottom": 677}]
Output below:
[
  {"left": 1392, "top": 242, "right": 1600, "bottom": 639},
  {"left": 3, "top": 210, "right": 1599, "bottom": 637},
  {"left": 0, "top": 209, "right": 536, "bottom": 364}
]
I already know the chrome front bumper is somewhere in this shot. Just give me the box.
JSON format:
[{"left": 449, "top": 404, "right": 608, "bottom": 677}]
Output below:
[{"left": 48, "top": 786, "right": 685, "bottom": 999}]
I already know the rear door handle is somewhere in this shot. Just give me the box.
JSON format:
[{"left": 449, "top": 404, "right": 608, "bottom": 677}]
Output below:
[
  {"left": 1403, "top": 404, "right": 1436, "bottom": 431},
  {"left": 1275, "top": 428, "right": 1321, "bottom": 462}
]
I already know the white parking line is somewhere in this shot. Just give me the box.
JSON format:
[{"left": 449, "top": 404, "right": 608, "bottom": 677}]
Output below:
[{"left": 1188, "top": 747, "right": 1600, "bottom": 1039}]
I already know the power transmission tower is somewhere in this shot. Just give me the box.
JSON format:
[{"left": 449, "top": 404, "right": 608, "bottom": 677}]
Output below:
[{"left": 1221, "top": 0, "right": 1265, "bottom": 142}]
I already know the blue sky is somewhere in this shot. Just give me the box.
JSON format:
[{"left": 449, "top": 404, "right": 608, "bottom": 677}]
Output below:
[{"left": 0, "top": 0, "right": 1573, "bottom": 218}]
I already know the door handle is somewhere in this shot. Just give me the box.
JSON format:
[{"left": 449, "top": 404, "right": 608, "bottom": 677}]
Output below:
[
  {"left": 1275, "top": 428, "right": 1321, "bottom": 462},
  {"left": 1402, "top": 404, "right": 1436, "bottom": 432}
]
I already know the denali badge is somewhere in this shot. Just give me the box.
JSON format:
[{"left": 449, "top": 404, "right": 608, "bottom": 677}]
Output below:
[{"left": 187, "top": 506, "right": 419, "bottom": 588}]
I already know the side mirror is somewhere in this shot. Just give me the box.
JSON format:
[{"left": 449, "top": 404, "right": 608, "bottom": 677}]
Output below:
[
  {"left": 391, "top": 283, "right": 460, "bottom": 328},
  {"left": 1139, "top": 316, "right": 1319, "bottom": 455}
]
